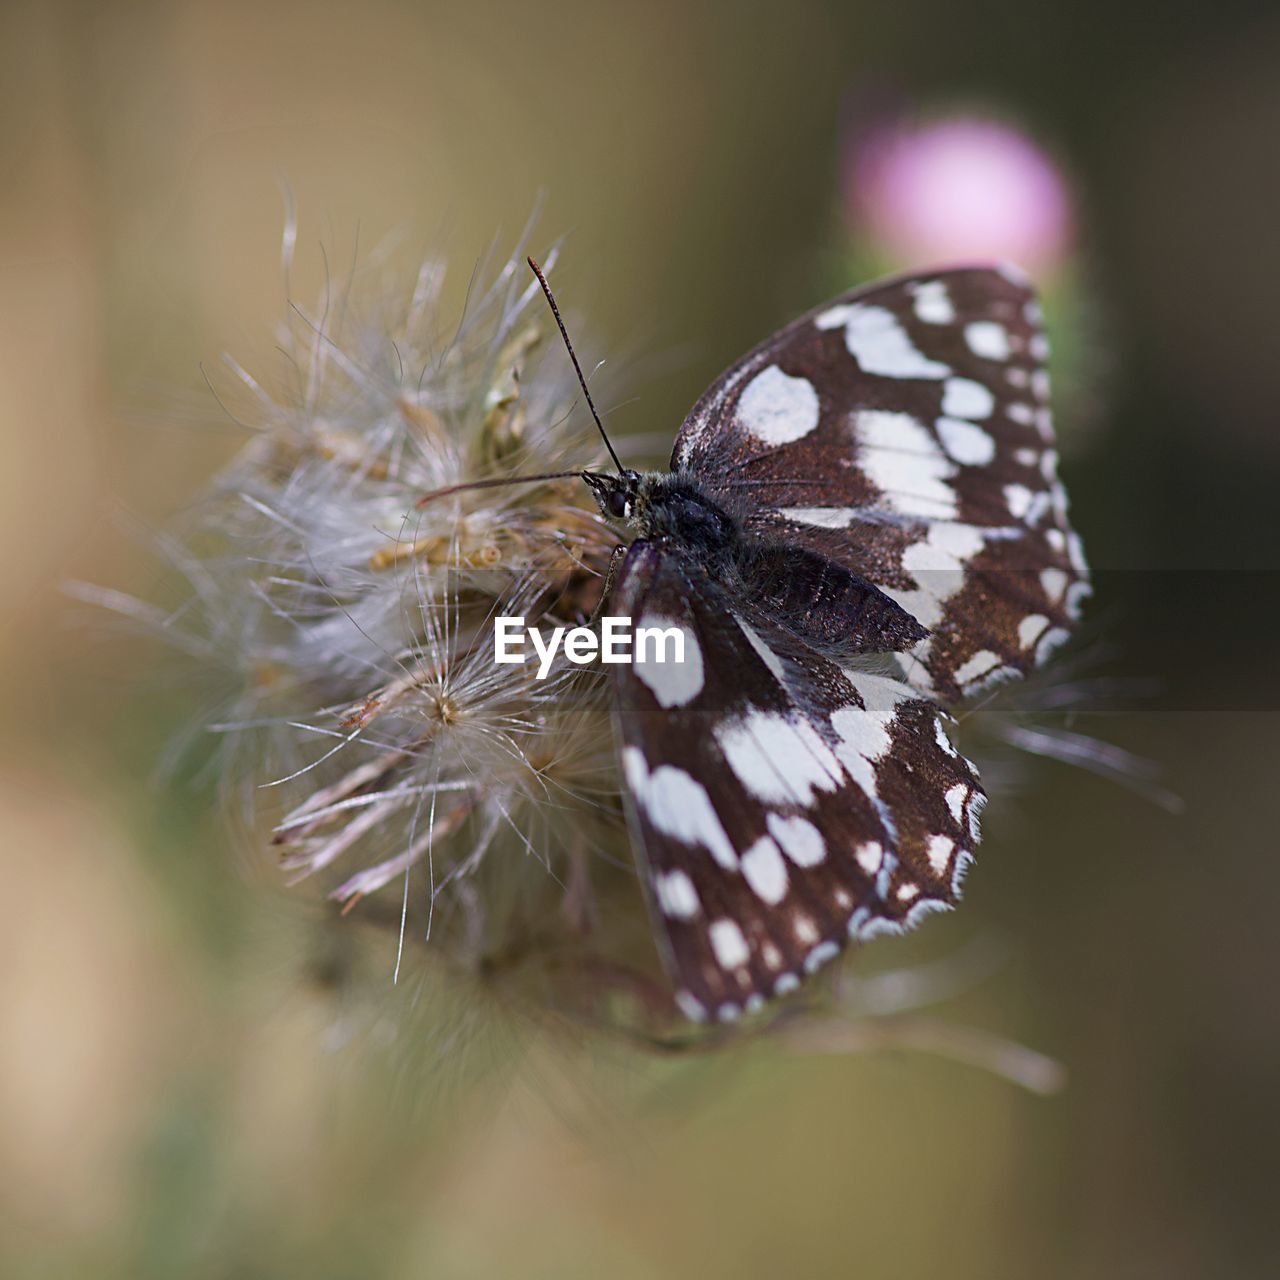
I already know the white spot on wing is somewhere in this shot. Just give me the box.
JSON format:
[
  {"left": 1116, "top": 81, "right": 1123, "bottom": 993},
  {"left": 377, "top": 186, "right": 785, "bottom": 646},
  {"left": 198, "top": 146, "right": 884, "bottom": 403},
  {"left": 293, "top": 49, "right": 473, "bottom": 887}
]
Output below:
[
  {"left": 904, "top": 897, "right": 951, "bottom": 929},
  {"left": 855, "top": 841, "right": 883, "bottom": 876},
  {"left": 1041, "top": 567, "right": 1068, "bottom": 602},
  {"left": 963, "top": 664, "right": 1016, "bottom": 695},
  {"left": 1018, "top": 613, "right": 1050, "bottom": 649},
  {"left": 1025, "top": 491, "right": 1054, "bottom": 526},
  {"left": 926, "top": 834, "right": 955, "bottom": 876},
  {"left": 766, "top": 813, "right": 826, "bottom": 866},
  {"left": 736, "top": 365, "right": 821, "bottom": 445},
  {"left": 936, "top": 416, "right": 996, "bottom": 466},
  {"left": 857, "top": 916, "right": 903, "bottom": 941},
  {"left": 942, "top": 377, "right": 995, "bottom": 420},
  {"left": 911, "top": 280, "right": 955, "bottom": 324},
  {"left": 655, "top": 869, "right": 700, "bottom": 920},
  {"left": 709, "top": 918, "right": 750, "bottom": 970},
  {"left": 954, "top": 650, "right": 1002, "bottom": 687},
  {"left": 888, "top": 521, "right": 986, "bottom": 630},
  {"left": 814, "top": 304, "right": 849, "bottom": 329},
  {"left": 1036, "top": 626, "right": 1071, "bottom": 661},
  {"left": 1066, "top": 579, "right": 1092, "bottom": 619},
  {"left": 944, "top": 784, "right": 967, "bottom": 824},
  {"left": 854, "top": 409, "right": 958, "bottom": 519},
  {"left": 740, "top": 836, "right": 789, "bottom": 905},
  {"left": 829, "top": 674, "right": 910, "bottom": 798},
  {"left": 714, "top": 711, "right": 843, "bottom": 805},
  {"left": 777, "top": 506, "right": 859, "bottom": 529},
  {"left": 634, "top": 616, "right": 703, "bottom": 707},
  {"left": 675, "top": 990, "right": 707, "bottom": 1022},
  {"left": 804, "top": 940, "right": 840, "bottom": 973},
  {"left": 622, "top": 749, "right": 738, "bottom": 870},
  {"left": 965, "top": 321, "right": 1012, "bottom": 360},
  {"left": 793, "top": 913, "right": 819, "bottom": 945},
  {"left": 1067, "top": 531, "right": 1088, "bottom": 573},
  {"left": 1004, "top": 483, "right": 1034, "bottom": 519},
  {"left": 819, "top": 304, "right": 951, "bottom": 379}
]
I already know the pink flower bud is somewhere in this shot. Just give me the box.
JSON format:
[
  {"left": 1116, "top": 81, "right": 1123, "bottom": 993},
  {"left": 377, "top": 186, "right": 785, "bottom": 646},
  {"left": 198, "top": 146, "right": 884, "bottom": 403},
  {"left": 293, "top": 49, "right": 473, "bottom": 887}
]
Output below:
[{"left": 846, "top": 116, "right": 1074, "bottom": 275}]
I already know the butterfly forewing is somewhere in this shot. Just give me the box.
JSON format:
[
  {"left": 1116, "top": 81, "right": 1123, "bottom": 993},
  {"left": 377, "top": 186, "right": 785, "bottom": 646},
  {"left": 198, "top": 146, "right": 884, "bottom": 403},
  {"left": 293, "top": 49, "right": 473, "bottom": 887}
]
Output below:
[
  {"left": 612, "top": 541, "right": 982, "bottom": 1021},
  {"left": 672, "top": 266, "right": 1090, "bottom": 702}
]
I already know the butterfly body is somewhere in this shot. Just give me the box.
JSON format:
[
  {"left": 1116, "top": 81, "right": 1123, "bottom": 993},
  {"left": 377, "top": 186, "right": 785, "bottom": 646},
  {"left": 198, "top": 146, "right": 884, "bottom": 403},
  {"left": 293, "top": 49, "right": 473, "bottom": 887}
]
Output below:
[
  {"left": 587, "top": 469, "right": 739, "bottom": 559},
  {"left": 567, "top": 264, "right": 1089, "bottom": 1022},
  {"left": 586, "top": 469, "right": 930, "bottom": 659}
]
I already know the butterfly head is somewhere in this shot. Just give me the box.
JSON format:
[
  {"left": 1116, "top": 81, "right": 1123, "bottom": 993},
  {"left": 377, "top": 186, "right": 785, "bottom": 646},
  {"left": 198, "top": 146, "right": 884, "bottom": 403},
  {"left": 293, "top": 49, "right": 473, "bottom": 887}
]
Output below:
[{"left": 583, "top": 469, "right": 645, "bottom": 523}]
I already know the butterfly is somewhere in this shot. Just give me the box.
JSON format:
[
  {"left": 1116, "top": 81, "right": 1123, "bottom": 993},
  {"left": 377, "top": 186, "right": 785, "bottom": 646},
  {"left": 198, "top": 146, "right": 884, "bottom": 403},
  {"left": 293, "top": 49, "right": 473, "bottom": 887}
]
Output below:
[{"left": 475, "top": 260, "right": 1090, "bottom": 1023}]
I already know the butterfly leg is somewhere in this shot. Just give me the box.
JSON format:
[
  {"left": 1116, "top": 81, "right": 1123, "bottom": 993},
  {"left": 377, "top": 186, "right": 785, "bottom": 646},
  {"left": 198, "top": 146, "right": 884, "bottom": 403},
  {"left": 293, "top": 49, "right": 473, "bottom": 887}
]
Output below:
[{"left": 587, "top": 542, "right": 629, "bottom": 627}]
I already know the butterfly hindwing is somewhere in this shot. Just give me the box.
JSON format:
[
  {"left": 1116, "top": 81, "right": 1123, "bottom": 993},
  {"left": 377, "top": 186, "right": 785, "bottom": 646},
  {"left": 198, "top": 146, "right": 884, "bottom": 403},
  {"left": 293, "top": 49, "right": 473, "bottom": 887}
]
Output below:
[
  {"left": 671, "top": 266, "right": 1090, "bottom": 702},
  {"left": 612, "top": 540, "right": 983, "bottom": 1021}
]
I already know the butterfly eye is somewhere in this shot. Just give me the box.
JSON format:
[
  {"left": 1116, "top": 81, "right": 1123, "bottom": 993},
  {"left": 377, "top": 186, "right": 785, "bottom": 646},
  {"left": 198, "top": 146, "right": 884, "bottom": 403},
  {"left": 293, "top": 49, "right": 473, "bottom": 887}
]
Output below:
[{"left": 606, "top": 490, "right": 628, "bottom": 519}]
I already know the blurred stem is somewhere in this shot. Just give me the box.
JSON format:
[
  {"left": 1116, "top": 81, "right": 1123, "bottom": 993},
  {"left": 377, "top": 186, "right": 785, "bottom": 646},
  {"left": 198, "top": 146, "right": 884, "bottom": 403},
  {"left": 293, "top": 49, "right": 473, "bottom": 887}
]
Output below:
[{"left": 778, "top": 1013, "right": 1067, "bottom": 1096}]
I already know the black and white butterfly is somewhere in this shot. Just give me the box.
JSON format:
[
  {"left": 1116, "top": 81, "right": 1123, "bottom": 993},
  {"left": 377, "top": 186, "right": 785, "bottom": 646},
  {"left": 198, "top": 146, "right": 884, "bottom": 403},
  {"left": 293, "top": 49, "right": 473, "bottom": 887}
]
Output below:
[{"left": 523, "top": 260, "right": 1090, "bottom": 1023}]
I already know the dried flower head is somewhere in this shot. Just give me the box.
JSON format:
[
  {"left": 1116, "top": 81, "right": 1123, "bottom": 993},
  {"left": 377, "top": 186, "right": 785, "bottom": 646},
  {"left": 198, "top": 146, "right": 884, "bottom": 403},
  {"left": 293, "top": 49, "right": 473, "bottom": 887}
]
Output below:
[{"left": 86, "top": 229, "right": 687, "bottom": 1036}]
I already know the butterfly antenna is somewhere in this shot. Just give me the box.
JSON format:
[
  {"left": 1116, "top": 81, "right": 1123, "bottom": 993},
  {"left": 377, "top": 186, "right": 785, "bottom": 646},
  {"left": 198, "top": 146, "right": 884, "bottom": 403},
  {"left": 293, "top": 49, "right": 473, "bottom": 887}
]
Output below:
[
  {"left": 415, "top": 469, "right": 585, "bottom": 508},
  {"left": 527, "top": 256, "right": 625, "bottom": 475}
]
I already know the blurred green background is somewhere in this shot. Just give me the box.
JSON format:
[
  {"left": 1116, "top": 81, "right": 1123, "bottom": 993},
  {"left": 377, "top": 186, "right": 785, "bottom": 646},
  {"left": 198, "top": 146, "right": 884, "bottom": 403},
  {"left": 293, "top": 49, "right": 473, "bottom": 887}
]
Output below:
[{"left": 3, "top": 0, "right": 1279, "bottom": 1276}]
